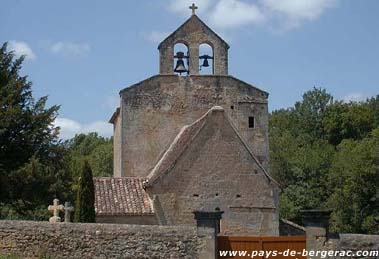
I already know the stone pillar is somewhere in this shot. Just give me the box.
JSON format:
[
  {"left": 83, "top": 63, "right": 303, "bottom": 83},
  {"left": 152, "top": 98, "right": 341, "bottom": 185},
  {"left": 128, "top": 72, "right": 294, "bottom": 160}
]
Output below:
[
  {"left": 188, "top": 43, "right": 199, "bottom": 75},
  {"left": 301, "top": 210, "right": 332, "bottom": 258},
  {"left": 194, "top": 211, "right": 223, "bottom": 259},
  {"left": 159, "top": 45, "right": 174, "bottom": 74},
  {"left": 193, "top": 211, "right": 224, "bottom": 235}
]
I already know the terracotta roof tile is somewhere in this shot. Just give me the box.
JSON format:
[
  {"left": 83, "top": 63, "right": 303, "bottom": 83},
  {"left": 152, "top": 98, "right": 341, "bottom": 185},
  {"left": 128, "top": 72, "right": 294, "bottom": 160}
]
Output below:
[{"left": 94, "top": 177, "right": 154, "bottom": 216}]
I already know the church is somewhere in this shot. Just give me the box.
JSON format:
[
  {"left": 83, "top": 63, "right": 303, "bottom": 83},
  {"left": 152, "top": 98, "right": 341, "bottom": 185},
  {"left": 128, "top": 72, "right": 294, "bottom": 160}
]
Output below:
[{"left": 94, "top": 4, "right": 280, "bottom": 236}]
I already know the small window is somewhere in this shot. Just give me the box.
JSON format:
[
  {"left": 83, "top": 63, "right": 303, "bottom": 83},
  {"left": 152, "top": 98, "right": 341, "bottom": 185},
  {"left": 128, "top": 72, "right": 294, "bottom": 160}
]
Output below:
[
  {"left": 193, "top": 194, "right": 199, "bottom": 197},
  {"left": 230, "top": 105, "right": 234, "bottom": 110},
  {"left": 236, "top": 194, "right": 241, "bottom": 198},
  {"left": 248, "top": 116, "right": 255, "bottom": 128}
]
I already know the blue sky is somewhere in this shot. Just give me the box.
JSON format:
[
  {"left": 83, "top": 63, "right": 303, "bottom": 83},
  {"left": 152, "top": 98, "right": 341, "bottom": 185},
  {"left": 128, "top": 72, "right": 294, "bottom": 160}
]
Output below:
[{"left": 1, "top": 0, "right": 378, "bottom": 139}]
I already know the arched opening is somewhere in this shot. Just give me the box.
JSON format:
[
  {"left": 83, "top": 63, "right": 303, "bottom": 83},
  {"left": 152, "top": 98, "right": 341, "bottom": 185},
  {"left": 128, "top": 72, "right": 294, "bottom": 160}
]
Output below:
[
  {"left": 173, "top": 43, "right": 189, "bottom": 76},
  {"left": 199, "top": 43, "right": 214, "bottom": 75}
]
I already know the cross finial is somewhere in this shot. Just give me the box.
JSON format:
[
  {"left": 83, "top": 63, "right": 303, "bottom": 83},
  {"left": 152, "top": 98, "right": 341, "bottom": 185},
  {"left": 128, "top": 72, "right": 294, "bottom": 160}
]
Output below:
[{"left": 189, "top": 3, "right": 198, "bottom": 15}]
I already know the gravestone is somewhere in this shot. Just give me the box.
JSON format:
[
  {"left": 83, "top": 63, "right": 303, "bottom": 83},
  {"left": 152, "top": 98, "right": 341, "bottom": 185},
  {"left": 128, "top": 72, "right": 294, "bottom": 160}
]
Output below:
[{"left": 48, "top": 198, "right": 64, "bottom": 223}]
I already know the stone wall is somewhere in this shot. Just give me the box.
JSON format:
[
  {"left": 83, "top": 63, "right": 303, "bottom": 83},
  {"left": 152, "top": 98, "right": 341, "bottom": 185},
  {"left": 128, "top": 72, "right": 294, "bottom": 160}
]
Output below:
[
  {"left": 147, "top": 109, "right": 279, "bottom": 236},
  {"left": 302, "top": 210, "right": 379, "bottom": 259},
  {"left": 118, "top": 74, "right": 269, "bottom": 177},
  {"left": 158, "top": 15, "right": 229, "bottom": 75},
  {"left": 0, "top": 220, "right": 215, "bottom": 259}
]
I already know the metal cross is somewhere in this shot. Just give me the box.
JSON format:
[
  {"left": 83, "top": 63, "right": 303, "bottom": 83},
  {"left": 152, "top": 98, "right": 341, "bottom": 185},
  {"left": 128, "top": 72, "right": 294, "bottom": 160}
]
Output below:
[{"left": 189, "top": 3, "right": 198, "bottom": 15}]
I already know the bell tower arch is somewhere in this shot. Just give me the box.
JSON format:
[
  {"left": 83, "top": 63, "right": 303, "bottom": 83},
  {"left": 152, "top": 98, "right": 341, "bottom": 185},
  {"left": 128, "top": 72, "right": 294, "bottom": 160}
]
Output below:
[{"left": 158, "top": 5, "right": 229, "bottom": 75}]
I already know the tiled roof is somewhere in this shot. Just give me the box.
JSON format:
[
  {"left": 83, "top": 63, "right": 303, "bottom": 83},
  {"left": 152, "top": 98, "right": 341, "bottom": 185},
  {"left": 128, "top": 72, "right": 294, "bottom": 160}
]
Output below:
[{"left": 94, "top": 177, "right": 154, "bottom": 216}]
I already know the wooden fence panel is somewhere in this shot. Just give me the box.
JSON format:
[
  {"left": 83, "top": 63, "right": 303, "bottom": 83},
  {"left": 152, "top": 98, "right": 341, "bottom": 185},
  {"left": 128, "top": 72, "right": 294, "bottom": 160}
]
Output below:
[{"left": 218, "top": 236, "right": 306, "bottom": 259}]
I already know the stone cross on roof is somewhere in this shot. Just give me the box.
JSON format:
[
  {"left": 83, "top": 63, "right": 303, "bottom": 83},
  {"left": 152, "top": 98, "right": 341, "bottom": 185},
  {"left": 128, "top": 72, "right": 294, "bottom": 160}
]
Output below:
[
  {"left": 189, "top": 3, "right": 198, "bottom": 15},
  {"left": 48, "top": 198, "right": 64, "bottom": 223}
]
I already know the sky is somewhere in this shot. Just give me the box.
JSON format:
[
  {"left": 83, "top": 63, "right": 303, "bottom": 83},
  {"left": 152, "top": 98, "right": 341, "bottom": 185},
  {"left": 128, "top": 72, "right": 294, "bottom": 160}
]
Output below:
[{"left": 1, "top": 0, "right": 378, "bottom": 139}]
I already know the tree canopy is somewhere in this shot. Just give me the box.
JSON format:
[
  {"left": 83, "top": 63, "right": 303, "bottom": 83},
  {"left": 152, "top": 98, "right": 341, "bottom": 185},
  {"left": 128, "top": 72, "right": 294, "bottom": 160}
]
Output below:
[{"left": 270, "top": 87, "right": 379, "bottom": 234}]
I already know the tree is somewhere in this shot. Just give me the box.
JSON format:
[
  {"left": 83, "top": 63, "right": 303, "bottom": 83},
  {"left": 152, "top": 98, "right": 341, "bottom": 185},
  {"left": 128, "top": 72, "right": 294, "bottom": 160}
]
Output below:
[
  {"left": 0, "top": 42, "right": 66, "bottom": 215},
  {"left": 327, "top": 129, "right": 379, "bottom": 234},
  {"left": 64, "top": 133, "right": 113, "bottom": 178},
  {"left": 74, "top": 160, "right": 96, "bottom": 223}
]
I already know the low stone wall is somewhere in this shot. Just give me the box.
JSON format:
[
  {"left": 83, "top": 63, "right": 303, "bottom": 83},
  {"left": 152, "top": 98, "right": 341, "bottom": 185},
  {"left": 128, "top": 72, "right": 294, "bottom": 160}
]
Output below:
[
  {"left": 0, "top": 220, "right": 215, "bottom": 259},
  {"left": 336, "top": 234, "right": 379, "bottom": 256}
]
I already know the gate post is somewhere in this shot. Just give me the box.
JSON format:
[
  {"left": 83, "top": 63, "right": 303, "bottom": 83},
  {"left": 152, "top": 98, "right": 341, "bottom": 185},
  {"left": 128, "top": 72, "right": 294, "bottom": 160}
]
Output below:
[
  {"left": 193, "top": 211, "right": 224, "bottom": 234},
  {"left": 193, "top": 211, "right": 224, "bottom": 259},
  {"left": 301, "top": 210, "right": 332, "bottom": 258}
]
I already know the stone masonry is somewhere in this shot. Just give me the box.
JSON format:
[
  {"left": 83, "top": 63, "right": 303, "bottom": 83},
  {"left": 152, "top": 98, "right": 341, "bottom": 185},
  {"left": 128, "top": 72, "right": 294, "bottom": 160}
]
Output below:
[
  {"left": 115, "top": 75, "right": 269, "bottom": 178},
  {"left": 0, "top": 220, "right": 214, "bottom": 259}
]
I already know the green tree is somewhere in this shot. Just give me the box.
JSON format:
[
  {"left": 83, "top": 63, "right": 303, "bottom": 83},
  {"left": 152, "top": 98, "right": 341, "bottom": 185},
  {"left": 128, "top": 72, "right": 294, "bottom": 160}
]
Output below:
[
  {"left": 0, "top": 42, "right": 69, "bottom": 217},
  {"left": 64, "top": 133, "right": 113, "bottom": 178},
  {"left": 327, "top": 129, "right": 379, "bottom": 234},
  {"left": 74, "top": 160, "right": 96, "bottom": 223}
]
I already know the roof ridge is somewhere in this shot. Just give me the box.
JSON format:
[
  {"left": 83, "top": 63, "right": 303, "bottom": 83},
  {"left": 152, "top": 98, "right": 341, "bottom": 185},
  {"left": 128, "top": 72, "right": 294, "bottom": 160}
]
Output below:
[{"left": 145, "top": 107, "right": 221, "bottom": 186}]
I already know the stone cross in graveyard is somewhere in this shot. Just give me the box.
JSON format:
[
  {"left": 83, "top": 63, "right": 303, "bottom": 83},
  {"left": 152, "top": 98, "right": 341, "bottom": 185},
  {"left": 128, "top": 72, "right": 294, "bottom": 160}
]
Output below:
[
  {"left": 48, "top": 198, "right": 64, "bottom": 223},
  {"left": 64, "top": 201, "right": 74, "bottom": 223}
]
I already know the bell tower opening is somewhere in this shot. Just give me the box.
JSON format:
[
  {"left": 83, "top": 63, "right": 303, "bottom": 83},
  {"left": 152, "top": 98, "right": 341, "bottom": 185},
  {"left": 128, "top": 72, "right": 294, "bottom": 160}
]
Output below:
[
  {"left": 173, "top": 43, "right": 189, "bottom": 76},
  {"left": 158, "top": 3, "right": 229, "bottom": 75},
  {"left": 199, "top": 43, "right": 214, "bottom": 75}
]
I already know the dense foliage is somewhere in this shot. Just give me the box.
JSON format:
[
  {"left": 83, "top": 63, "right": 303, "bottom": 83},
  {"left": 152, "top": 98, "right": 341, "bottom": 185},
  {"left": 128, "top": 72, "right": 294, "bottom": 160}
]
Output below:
[
  {"left": 0, "top": 43, "right": 112, "bottom": 220},
  {"left": 270, "top": 87, "right": 379, "bottom": 234},
  {"left": 0, "top": 42, "right": 68, "bottom": 219},
  {"left": 74, "top": 160, "right": 96, "bottom": 223}
]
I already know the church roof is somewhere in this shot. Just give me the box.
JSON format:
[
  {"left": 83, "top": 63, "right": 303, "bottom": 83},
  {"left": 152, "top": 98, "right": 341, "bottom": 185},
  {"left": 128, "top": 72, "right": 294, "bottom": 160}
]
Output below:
[
  {"left": 94, "top": 177, "right": 154, "bottom": 216},
  {"left": 145, "top": 106, "right": 278, "bottom": 187},
  {"left": 119, "top": 74, "right": 269, "bottom": 97},
  {"left": 158, "top": 15, "right": 229, "bottom": 49}
]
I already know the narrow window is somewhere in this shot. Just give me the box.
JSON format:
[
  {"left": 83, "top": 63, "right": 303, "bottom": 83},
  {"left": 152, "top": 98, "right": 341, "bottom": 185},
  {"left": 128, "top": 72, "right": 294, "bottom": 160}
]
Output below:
[{"left": 248, "top": 116, "right": 255, "bottom": 128}]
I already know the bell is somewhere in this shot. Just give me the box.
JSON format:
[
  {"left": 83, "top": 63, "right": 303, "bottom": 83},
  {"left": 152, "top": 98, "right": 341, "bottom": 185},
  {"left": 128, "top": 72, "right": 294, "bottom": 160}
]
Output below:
[
  {"left": 174, "top": 52, "right": 188, "bottom": 74},
  {"left": 201, "top": 57, "right": 209, "bottom": 67},
  {"left": 199, "top": 54, "right": 213, "bottom": 69}
]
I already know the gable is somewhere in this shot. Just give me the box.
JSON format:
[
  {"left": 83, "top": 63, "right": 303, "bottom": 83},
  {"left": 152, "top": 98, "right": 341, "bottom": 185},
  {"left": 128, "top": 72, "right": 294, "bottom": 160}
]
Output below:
[
  {"left": 158, "top": 15, "right": 229, "bottom": 50},
  {"left": 145, "top": 106, "right": 278, "bottom": 193}
]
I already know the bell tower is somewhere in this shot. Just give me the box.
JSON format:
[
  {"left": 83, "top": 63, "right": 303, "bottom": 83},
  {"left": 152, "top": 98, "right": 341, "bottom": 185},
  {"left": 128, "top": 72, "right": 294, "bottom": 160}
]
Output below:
[{"left": 158, "top": 4, "right": 229, "bottom": 76}]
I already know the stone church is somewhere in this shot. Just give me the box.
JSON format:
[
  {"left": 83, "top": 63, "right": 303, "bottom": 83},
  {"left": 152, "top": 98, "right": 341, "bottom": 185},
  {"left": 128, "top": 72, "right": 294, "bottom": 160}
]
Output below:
[{"left": 94, "top": 5, "right": 280, "bottom": 235}]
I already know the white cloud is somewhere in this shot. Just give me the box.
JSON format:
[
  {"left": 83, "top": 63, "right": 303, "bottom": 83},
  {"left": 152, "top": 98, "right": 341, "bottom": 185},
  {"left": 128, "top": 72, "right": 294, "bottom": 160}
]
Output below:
[
  {"left": 54, "top": 117, "right": 112, "bottom": 139},
  {"left": 48, "top": 41, "right": 91, "bottom": 56},
  {"left": 167, "top": 0, "right": 338, "bottom": 31},
  {"left": 8, "top": 41, "right": 36, "bottom": 60},
  {"left": 342, "top": 93, "right": 368, "bottom": 103},
  {"left": 209, "top": 0, "right": 265, "bottom": 28},
  {"left": 263, "top": 0, "right": 338, "bottom": 29},
  {"left": 145, "top": 31, "right": 171, "bottom": 43}
]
